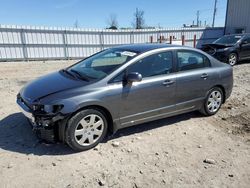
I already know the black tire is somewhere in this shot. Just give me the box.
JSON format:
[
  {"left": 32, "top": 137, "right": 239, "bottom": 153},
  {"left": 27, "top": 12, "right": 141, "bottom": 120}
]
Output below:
[
  {"left": 65, "top": 109, "right": 108, "bottom": 151},
  {"left": 228, "top": 52, "right": 238, "bottom": 66},
  {"left": 200, "top": 87, "right": 224, "bottom": 116}
]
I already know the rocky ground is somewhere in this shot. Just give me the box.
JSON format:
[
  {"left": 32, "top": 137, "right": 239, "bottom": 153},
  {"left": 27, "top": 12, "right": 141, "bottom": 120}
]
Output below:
[{"left": 0, "top": 60, "right": 249, "bottom": 188}]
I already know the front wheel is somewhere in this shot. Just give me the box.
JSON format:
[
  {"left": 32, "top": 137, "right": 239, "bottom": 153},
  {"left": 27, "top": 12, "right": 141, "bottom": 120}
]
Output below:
[
  {"left": 200, "top": 87, "right": 224, "bottom": 116},
  {"left": 228, "top": 53, "right": 238, "bottom": 66},
  {"left": 65, "top": 109, "right": 108, "bottom": 151}
]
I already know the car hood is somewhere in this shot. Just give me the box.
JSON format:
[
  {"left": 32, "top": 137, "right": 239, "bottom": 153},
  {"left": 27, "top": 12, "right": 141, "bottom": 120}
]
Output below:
[
  {"left": 202, "top": 43, "right": 233, "bottom": 49},
  {"left": 20, "top": 71, "right": 90, "bottom": 103}
]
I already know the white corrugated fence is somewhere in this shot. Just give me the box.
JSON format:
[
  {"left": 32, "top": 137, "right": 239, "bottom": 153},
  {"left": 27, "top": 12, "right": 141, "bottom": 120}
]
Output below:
[{"left": 0, "top": 25, "right": 224, "bottom": 61}]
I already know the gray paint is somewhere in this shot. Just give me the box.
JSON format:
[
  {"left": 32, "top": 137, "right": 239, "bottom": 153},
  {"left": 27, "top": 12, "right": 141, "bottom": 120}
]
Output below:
[
  {"left": 17, "top": 44, "right": 233, "bottom": 133},
  {"left": 225, "top": 0, "right": 250, "bottom": 34}
]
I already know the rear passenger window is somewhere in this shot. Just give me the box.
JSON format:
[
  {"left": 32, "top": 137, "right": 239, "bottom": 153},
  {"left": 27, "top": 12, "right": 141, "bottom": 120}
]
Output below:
[{"left": 177, "top": 51, "right": 210, "bottom": 71}]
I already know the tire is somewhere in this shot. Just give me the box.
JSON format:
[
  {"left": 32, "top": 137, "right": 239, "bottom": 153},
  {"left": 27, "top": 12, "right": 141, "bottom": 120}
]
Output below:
[
  {"left": 228, "top": 53, "right": 238, "bottom": 66},
  {"left": 65, "top": 109, "right": 108, "bottom": 151},
  {"left": 200, "top": 87, "right": 224, "bottom": 116}
]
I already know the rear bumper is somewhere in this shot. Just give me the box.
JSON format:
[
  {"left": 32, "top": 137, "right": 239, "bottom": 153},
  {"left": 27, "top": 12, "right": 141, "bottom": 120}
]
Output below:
[
  {"left": 223, "top": 68, "right": 234, "bottom": 101},
  {"left": 225, "top": 85, "right": 233, "bottom": 100}
]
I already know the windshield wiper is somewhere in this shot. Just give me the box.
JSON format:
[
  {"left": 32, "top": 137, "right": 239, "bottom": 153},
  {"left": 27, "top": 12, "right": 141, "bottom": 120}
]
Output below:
[
  {"left": 61, "top": 69, "right": 77, "bottom": 79},
  {"left": 70, "top": 69, "right": 90, "bottom": 81}
]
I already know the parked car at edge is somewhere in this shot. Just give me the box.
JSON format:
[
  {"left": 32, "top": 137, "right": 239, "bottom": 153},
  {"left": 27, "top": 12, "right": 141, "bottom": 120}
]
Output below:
[
  {"left": 17, "top": 44, "right": 233, "bottom": 151},
  {"left": 201, "top": 33, "right": 250, "bottom": 66}
]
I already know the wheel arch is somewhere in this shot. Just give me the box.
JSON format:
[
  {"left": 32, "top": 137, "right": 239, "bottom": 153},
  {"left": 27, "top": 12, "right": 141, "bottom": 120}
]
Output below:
[
  {"left": 228, "top": 51, "right": 239, "bottom": 61},
  {"left": 231, "top": 51, "right": 238, "bottom": 56},
  {"left": 66, "top": 104, "right": 116, "bottom": 136},
  {"left": 81, "top": 105, "right": 114, "bottom": 132},
  {"left": 210, "top": 85, "right": 226, "bottom": 103}
]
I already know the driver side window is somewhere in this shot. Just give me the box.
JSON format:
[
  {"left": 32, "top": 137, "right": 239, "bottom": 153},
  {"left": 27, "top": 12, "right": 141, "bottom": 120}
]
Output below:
[{"left": 127, "top": 51, "right": 173, "bottom": 78}]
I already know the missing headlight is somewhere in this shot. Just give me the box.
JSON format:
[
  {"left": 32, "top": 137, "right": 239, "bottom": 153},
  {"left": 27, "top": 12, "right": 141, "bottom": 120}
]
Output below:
[
  {"left": 32, "top": 104, "right": 63, "bottom": 114},
  {"left": 43, "top": 105, "right": 64, "bottom": 113},
  {"left": 32, "top": 104, "right": 42, "bottom": 111}
]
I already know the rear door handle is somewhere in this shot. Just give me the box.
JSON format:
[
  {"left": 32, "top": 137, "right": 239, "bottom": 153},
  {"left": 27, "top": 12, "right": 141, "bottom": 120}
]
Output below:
[
  {"left": 162, "top": 79, "right": 175, "bottom": 86},
  {"left": 201, "top": 73, "right": 208, "bottom": 79}
]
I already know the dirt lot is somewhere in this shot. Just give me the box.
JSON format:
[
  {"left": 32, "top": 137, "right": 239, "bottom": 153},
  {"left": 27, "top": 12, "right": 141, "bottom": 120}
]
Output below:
[{"left": 0, "top": 60, "right": 249, "bottom": 188}]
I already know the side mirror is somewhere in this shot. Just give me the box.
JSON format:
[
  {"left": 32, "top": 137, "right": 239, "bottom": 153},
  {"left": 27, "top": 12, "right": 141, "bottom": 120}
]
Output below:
[{"left": 125, "top": 72, "right": 142, "bottom": 83}]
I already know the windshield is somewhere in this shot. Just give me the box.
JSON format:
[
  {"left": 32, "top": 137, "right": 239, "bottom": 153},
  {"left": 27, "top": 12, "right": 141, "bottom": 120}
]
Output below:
[
  {"left": 68, "top": 49, "right": 137, "bottom": 80},
  {"left": 214, "top": 35, "right": 243, "bottom": 45}
]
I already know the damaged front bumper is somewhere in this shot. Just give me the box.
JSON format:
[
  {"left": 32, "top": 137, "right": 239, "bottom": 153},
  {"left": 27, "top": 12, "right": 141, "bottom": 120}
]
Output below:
[{"left": 17, "top": 96, "right": 66, "bottom": 142}]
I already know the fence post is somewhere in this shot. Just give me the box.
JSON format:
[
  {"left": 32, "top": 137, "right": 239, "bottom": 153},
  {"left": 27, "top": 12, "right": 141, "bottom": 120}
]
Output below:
[
  {"left": 20, "top": 29, "right": 28, "bottom": 61},
  {"left": 130, "top": 31, "right": 134, "bottom": 44},
  {"left": 62, "top": 30, "right": 68, "bottom": 59},
  {"left": 193, "top": 34, "right": 196, "bottom": 48},
  {"left": 181, "top": 35, "right": 185, "bottom": 46},
  {"left": 150, "top": 36, "right": 153, "bottom": 43},
  {"left": 99, "top": 31, "right": 104, "bottom": 51},
  {"left": 169, "top": 36, "right": 172, "bottom": 44}
]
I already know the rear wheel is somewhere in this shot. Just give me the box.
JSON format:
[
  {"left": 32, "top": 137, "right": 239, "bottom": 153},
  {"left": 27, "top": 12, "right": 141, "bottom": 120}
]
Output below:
[
  {"left": 228, "top": 53, "right": 237, "bottom": 66},
  {"left": 65, "top": 109, "right": 108, "bottom": 151},
  {"left": 200, "top": 87, "right": 224, "bottom": 116}
]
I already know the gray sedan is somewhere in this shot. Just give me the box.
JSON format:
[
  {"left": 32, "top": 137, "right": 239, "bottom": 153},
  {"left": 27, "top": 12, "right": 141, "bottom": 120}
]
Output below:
[{"left": 17, "top": 44, "right": 233, "bottom": 151}]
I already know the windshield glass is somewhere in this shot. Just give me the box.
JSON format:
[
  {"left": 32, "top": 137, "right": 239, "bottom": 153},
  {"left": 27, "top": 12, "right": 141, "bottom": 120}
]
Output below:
[
  {"left": 68, "top": 49, "right": 137, "bottom": 80},
  {"left": 214, "top": 35, "right": 243, "bottom": 45}
]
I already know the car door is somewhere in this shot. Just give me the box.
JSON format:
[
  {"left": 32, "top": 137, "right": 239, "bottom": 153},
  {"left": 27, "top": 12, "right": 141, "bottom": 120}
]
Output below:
[
  {"left": 240, "top": 37, "right": 250, "bottom": 59},
  {"left": 114, "top": 50, "right": 177, "bottom": 128},
  {"left": 175, "top": 50, "right": 217, "bottom": 110}
]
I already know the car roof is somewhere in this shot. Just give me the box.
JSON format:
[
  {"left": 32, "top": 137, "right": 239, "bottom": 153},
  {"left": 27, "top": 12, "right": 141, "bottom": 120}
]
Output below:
[{"left": 113, "top": 43, "right": 181, "bottom": 53}]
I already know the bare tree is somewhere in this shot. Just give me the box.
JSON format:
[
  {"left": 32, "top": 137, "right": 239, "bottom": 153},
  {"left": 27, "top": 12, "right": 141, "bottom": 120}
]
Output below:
[
  {"left": 107, "top": 14, "right": 118, "bottom": 29},
  {"left": 133, "top": 8, "right": 145, "bottom": 29}
]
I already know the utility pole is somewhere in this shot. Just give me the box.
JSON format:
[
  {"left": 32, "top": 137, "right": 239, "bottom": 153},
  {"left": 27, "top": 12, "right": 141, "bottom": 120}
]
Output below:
[
  {"left": 196, "top": 10, "right": 200, "bottom": 27},
  {"left": 212, "top": 0, "right": 218, "bottom": 27}
]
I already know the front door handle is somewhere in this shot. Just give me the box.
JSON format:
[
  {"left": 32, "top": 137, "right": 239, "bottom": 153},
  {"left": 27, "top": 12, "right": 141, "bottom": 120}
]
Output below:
[
  {"left": 162, "top": 79, "right": 175, "bottom": 86},
  {"left": 201, "top": 73, "right": 208, "bottom": 79}
]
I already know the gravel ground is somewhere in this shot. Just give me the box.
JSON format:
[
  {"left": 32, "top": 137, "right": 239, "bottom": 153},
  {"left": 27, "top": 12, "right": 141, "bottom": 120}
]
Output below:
[{"left": 0, "top": 60, "right": 249, "bottom": 188}]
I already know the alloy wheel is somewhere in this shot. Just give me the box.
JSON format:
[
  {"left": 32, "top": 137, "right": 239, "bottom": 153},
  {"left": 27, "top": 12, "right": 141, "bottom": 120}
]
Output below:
[
  {"left": 228, "top": 53, "right": 237, "bottom": 66},
  {"left": 74, "top": 114, "right": 104, "bottom": 146},
  {"left": 207, "top": 90, "right": 222, "bottom": 113}
]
